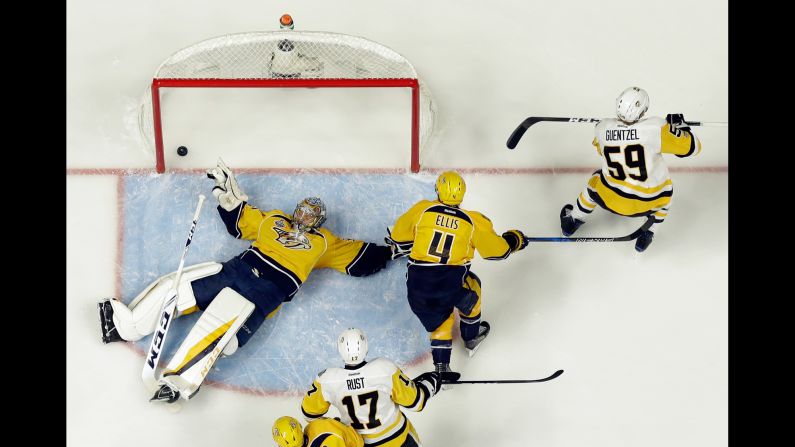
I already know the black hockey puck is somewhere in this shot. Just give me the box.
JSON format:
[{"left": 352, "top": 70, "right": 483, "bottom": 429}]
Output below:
[{"left": 177, "top": 146, "right": 188, "bottom": 156}]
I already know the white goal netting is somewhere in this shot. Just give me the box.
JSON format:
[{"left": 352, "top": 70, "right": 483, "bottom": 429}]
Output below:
[{"left": 138, "top": 30, "right": 437, "bottom": 171}]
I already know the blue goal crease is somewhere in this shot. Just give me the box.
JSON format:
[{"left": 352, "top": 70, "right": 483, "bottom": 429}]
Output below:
[{"left": 121, "top": 173, "right": 435, "bottom": 393}]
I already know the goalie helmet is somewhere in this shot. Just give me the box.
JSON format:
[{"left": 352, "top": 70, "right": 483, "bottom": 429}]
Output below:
[
  {"left": 272, "top": 416, "right": 304, "bottom": 447},
  {"left": 616, "top": 87, "right": 650, "bottom": 124},
  {"left": 435, "top": 171, "right": 466, "bottom": 206},
  {"left": 338, "top": 328, "right": 368, "bottom": 365},
  {"left": 293, "top": 197, "right": 326, "bottom": 232}
]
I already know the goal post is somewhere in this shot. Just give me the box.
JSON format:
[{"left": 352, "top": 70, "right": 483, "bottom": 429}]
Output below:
[{"left": 139, "top": 29, "right": 435, "bottom": 173}]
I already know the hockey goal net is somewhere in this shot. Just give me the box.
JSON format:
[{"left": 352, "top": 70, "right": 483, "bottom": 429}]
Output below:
[{"left": 139, "top": 29, "right": 436, "bottom": 173}]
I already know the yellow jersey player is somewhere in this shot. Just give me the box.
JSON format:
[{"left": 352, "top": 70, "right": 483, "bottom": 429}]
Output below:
[
  {"left": 97, "top": 159, "right": 393, "bottom": 403},
  {"left": 301, "top": 328, "right": 441, "bottom": 447},
  {"left": 384, "top": 171, "right": 529, "bottom": 374},
  {"left": 272, "top": 415, "right": 364, "bottom": 447},
  {"left": 560, "top": 86, "right": 702, "bottom": 252}
]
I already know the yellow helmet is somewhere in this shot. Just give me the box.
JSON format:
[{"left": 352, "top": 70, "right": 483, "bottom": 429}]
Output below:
[
  {"left": 435, "top": 171, "right": 466, "bottom": 206},
  {"left": 272, "top": 416, "right": 305, "bottom": 447}
]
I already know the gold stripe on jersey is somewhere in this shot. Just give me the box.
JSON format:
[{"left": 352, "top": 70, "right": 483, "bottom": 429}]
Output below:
[
  {"left": 360, "top": 412, "right": 405, "bottom": 444},
  {"left": 594, "top": 170, "right": 673, "bottom": 203},
  {"left": 363, "top": 417, "right": 421, "bottom": 447},
  {"left": 578, "top": 193, "right": 597, "bottom": 211},
  {"left": 162, "top": 317, "right": 235, "bottom": 376},
  {"left": 588, "top": 174, "right": 672, "bottom": 217},
  {"left": 602, "top": 175, "right": 673, "bottom": 196},
  {"left": 391, "top": 200, "right": 512, "bottom": 265},
  {"left": 305, "top": 418, "right": 364, "bottom": 447}
]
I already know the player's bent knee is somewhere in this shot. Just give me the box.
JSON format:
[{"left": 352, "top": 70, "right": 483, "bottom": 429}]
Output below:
[{"left": 431, "top": 314, "right": 455, "bottom": 341}]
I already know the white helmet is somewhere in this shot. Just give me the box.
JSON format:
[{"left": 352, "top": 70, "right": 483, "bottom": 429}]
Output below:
[
  {"left": 615, "top": 87, "right": 650, "bottom": 123},
  {"left": 338, "top": 328, "right": 368, "bottom": 365}
]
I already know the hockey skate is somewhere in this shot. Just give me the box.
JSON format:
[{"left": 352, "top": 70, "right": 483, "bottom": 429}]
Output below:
[
  {"left": 560, "top": 205, "right": 585, "bottom": 237},
  {"left": 150, "top": 383, "right": 180, "bottom": 403},
  {"left": 635, "top": 230, "right": 654, "bottom": 253},
  {"left": 434, "top": 362, "right": 452, "bottom": 373},
  {"left": 433, "top": 363, "right": 461, "bottom": 384},
  {"left": 98, "top": 299, "right": 123, "bottom": 344},
  {"left": 465, "top": 321, "right": 491, "bottom": 357},
  {"left": 434, "top": 362, "right": 459, "bottom": 390}
]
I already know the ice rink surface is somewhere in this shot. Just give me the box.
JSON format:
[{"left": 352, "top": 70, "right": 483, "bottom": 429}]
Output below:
[{"left": 67, "top": 1, "right": 727, "bottom": 446}]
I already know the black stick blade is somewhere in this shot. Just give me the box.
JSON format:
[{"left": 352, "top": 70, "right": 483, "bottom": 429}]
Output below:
[
  {"left": 506, "top": 117, "right": 543, "bottom": 149},
  {"left": 544, "top": 369, "right": 564, "bottom": 381},
  {"left": 443, "top": 369, "right": 564, "bottom": 384}
]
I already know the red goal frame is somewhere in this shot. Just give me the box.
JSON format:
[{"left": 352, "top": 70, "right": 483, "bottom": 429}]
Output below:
[{"left": 150, "top": 78, "right": 421, "bottom": 173}]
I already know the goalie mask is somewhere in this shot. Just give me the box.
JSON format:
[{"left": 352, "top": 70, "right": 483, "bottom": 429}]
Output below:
[
  {"left": 272, "top": 416, "right": 304, "bottom": 447},
  {"left": 435, "top": 171, "right": 466, "bottom": 206},
  {"left": 616, "top": 86, "right": 650, "bottom": 124},
  {"left": 338, "top": 328, "right": 368, "bottom": 365},
  {"left": 293, "top": 197, "right": 326, "bottom": 232}
]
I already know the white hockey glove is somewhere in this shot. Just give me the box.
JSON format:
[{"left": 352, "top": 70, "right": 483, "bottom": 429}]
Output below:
[
  {"left": 207, "top": 158, "right": 249, "bottom": 211},
  {"left": 384, "top": 227, "right": 411, "bottom": 260}
]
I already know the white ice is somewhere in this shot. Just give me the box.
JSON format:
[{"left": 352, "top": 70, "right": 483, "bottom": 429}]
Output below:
[{"left": 67, "top": 1, "right": 728, "bottom": 446}]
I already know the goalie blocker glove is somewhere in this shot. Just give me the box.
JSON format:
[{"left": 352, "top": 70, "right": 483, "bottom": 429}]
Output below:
[{"left": 207, "top": 158, "right": 249, "bottom": 211}]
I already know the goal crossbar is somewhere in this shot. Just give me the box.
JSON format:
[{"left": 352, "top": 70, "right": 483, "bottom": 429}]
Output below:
[{"left": 151, "top": 78, "right": 421, "bottom": 173}]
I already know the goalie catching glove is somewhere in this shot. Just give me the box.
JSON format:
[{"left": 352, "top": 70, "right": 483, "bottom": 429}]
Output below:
[
  {"left": 207, "top": 158, "right": 249, "bottom": 211},
  {"left": 502, "top": 229, "right": 529, "bottom": 253}
]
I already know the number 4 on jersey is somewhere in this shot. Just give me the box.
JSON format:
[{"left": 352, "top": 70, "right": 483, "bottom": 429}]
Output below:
[{"left": 428, "top": 231, "right": 454, "bottom": 264}]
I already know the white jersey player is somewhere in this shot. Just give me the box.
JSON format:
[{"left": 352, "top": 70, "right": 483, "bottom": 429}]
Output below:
[
  {"left": 300, "top": 329, "right": 441, "bottom": 447},
  {"left": 560, "top": 86, "right": 702, "bottom": 252}
]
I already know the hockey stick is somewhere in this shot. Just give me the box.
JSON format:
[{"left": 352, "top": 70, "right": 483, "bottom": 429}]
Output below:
[
  {"left": 443, "top": 369, "right": 564, "bottom": 384},
  {"left": 507, "top": 116, "right": 728, "bottom": 149},
  {"left": 141, "top": 194, "right": 206, "bottom": 392},
  {"left": 526, "top": 215, "right": 653, "bottom": 242}
]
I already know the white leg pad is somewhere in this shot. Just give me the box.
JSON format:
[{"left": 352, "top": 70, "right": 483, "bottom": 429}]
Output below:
[
  {"left": 160, "top": 287, "right": 255, "bottom": 399},
  {"left": 111, "top": 262, "right": 222, "bottom": 341}
]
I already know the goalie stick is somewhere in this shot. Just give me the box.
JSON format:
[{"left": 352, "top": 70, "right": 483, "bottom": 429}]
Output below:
[
  {"left": 141, "top": 194, "right": 206, "bottom": 392},
  {"left": 526, "top": 215, "right": 653, "bottom": 242},
  {"left": 442, "top": 369, "right": 564, "bottom": 385},
  {"left": 506, "top": 116, "right": 728, "bottom": 149}
]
